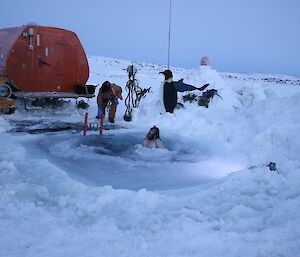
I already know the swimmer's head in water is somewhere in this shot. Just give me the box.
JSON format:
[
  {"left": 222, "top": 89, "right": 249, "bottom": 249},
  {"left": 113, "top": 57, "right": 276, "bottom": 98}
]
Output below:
[{"left": 146, "top": 126, "right": 160, "bottom": 140}]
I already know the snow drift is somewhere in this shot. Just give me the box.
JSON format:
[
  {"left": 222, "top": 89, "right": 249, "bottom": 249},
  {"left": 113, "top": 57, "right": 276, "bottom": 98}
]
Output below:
[{"left": 0, "top": 56, "right": 300, "bottom": 257}]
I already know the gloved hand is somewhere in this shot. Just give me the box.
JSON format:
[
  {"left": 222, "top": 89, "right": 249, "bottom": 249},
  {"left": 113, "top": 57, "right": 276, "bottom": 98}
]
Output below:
[
  {"left": 96, "top": 108, "right": 102, "bottom": 119},
  {"left": 113, "top": 97, "right": 119, "bottom": 105}
]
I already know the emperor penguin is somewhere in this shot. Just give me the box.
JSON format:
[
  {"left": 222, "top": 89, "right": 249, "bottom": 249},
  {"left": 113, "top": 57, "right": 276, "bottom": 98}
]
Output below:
[
  {"left": 159, "top": 69, "right": 210, "bottom": 114},
  {"left": 159, "top": 69, "right": 177, "bottom": 113}
]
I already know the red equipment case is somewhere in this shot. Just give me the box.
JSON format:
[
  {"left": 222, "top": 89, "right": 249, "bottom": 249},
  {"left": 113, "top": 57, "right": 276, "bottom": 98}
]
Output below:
[{"left": 0, "top": 25, "right": 94, "bottom": 98}]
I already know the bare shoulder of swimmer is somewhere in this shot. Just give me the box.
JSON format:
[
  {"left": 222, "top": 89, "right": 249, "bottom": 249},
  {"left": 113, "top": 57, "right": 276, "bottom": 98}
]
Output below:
[{"left": 155, "top": 139, "right": 164, "bottom": 149}]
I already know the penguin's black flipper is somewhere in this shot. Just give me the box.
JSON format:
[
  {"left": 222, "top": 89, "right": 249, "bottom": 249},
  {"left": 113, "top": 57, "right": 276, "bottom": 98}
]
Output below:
[
  {"left": 197, "top": 83, "right": 210, "bottom": 91},
  {"left": 173, "top": 79, "right": 198, "bottom": 92}
]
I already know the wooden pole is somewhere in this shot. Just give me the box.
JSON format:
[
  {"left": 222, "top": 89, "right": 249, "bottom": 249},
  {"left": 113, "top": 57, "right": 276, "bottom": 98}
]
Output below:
[
  {"left": 83, "top": 112, "right": 88, "bottom": 136},
  {"left": 100, "top": 114, "right": 104, "bottom": 135}
]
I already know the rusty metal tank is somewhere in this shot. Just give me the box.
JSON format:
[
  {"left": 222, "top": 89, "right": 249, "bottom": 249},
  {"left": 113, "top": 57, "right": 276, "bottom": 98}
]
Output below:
[{"left": 0, "top": 25, "right": 93, "bottom": 99}]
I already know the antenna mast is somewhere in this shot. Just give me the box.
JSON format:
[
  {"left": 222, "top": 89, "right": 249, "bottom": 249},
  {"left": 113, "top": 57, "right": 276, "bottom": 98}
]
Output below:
[{"left": 167, "top": 0, "right": 172, "bottom": 69}]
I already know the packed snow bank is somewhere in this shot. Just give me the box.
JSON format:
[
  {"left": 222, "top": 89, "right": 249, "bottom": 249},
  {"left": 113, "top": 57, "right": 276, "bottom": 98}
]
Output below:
[
  {"left": 1, "top": 56, "right": 300, "bottom": 256},
  {"left": 1, "top": 106, "right": 300, "bottom": 256},
  {"left": 132, "top": 64, "right": 300, "bottom": 167}
]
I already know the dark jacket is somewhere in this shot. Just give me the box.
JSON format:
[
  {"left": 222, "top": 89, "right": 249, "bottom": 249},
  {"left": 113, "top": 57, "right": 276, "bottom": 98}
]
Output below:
[{"left": 97, "top": 83, "right": 122, "bottom": 108}]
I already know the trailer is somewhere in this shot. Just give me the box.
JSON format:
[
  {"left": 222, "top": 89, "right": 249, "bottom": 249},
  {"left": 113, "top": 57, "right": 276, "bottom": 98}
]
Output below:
[{"left": 0, "top": 25, "right": 95, "bottom": 105}]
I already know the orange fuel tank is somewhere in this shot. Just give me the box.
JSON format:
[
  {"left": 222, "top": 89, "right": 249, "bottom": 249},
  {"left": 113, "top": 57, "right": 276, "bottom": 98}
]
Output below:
[{"left": 0, "top": 25, "right": 93, "bottom": 98}]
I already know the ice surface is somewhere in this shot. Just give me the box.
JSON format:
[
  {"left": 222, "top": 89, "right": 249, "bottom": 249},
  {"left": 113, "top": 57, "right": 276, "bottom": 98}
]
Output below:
[{"left": 1, "top": 56, "right": 300, "bottom": 257}]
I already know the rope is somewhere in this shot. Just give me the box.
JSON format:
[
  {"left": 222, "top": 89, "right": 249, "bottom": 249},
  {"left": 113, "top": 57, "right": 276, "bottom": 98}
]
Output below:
[
  {"left": 249, "top": 162, "right": 279, "bottom": 174},
  {"left": 124, "top": 76, "right": 140, "bottom": 118},
  {"left": 124, "top": 65, "right": 151, "bottom": 121}
]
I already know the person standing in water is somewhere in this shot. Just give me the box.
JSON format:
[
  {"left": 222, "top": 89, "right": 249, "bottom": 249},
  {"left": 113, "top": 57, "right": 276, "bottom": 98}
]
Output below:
[{"left": 143, "top": 126, "right": 164, "bottom": 149}]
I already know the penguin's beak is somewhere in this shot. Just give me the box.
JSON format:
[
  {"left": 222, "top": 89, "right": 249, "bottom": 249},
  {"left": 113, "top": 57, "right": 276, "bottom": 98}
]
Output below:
[{"left": 159, "top": 71, "right": 164, "bottom": 74}]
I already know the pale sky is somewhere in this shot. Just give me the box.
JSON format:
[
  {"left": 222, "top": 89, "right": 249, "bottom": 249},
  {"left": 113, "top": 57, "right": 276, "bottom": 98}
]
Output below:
[{"left": 1, "top": 0, "right": 299, "bottom": 76}]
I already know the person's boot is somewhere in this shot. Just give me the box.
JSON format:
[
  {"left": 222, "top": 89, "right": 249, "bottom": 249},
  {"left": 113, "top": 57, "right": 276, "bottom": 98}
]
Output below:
[{"left": 109, "top": 118, "right": 115, "bottom": 123}]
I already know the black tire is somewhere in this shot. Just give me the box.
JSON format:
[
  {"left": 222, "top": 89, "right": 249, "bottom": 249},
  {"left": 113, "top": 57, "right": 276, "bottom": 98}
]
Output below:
[{"left": 0, "top": 84, "right": 12, "bottom": 99}]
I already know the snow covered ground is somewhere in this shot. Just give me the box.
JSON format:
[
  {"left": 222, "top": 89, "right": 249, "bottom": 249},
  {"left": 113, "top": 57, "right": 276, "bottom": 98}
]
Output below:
[{"left": 1, "top": 56, "right": 300, "bottom": 257}]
